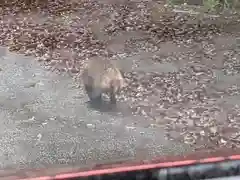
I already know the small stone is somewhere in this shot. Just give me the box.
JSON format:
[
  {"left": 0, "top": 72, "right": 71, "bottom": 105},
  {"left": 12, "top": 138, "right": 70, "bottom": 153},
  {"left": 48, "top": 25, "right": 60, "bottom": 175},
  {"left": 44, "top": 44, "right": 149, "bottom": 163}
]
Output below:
[
  {"left": 200, "top": 130, "right": 205, "bottom": 136},
  {"left": 126, "top": 126, "right": 136, "bottom": 130},
  {"left": 141, "top": 109, "right": 147, "bottom": 116},
  {"left": 37, "top": 81, "right": 44, "bottom": 86},
  {"left": 86, "top": 123, "right": 95, "bottom": 129},
  {"left": 29, "top": 116, "right": 35, "bottom": 121},
  {"left": 37, "top": 134, "right": 42, "bottom": 141},
  {"left": 210, "top": 126, "right": 218, "bottom": 134},
  {"left": 49, "top": 117, "right": 56, "bottom": 121},
  {"left": 220, "top": 138, "right": 227, "bottom": 145},
  {"left": 149, "top": 124, "right": 159, "bottom": 128},
  {"left": 24, "top": 82, "right": 37, "bottom": 88}
]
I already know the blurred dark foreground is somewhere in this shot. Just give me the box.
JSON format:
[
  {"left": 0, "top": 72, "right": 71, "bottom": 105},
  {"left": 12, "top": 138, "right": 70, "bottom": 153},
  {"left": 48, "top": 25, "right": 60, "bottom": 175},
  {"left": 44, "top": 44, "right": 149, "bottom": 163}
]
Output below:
[{"left": 0, "top": 148, "right": 240, "bottom": 180}]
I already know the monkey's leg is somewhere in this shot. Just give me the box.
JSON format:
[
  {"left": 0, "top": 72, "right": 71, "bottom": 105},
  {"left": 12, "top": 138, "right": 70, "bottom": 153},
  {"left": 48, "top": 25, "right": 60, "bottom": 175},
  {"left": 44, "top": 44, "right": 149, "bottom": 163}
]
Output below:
[
  {"left": 92, "top": 94, "right": 102, "bottom": 103},
  {"left": 110, "top": 88, "right": 117, "bottom": 105},
  {"left": 90, "top": 87, "right": 103, "bottom": 105},
  {"left": 84, "top": 85, "right": 94, "bottom": 100}
]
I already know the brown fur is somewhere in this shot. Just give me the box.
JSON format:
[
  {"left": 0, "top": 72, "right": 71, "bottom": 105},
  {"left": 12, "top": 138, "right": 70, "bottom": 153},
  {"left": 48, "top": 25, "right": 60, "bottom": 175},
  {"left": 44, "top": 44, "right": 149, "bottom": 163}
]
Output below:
[{"left": 82, "top": 58, "right": 125, "bottom": 104}]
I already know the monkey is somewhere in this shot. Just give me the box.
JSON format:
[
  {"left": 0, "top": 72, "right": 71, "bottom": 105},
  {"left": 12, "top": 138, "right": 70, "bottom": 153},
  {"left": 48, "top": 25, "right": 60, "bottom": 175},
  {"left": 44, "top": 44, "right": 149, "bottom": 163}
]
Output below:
[{"left": 82, "top": 57, "right": 126, "bottom": 105}]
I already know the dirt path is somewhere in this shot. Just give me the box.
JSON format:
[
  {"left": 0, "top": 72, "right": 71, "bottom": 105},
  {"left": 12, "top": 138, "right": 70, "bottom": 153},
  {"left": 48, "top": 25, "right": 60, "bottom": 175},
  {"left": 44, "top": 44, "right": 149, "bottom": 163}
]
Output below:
[{"left": 0, "top": 47, "right": 191, "bottom": 169}]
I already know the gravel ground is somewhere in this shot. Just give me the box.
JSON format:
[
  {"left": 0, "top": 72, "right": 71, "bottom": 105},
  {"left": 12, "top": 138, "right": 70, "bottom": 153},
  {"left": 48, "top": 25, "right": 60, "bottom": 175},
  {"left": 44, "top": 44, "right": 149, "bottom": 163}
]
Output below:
[
  {"left": 0, "top": 46, "right": 190, "bottom": 169},
  {"left": 0, "top": 0, "right": 240, "bottom": 168}
]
